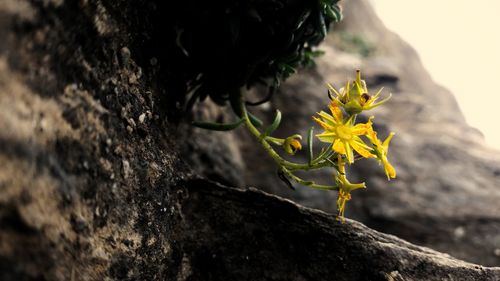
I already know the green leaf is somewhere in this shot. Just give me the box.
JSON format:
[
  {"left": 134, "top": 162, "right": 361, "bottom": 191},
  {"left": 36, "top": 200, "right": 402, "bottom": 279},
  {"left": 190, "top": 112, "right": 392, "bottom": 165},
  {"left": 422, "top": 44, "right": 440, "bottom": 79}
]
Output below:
[
  {"left": 318, "top": 10, "right": 327, "bottom": 40},
  {"left": 261, "top": 110, "right": 282, "bottom": 139},
  {"left": 295, "top": 10, "right": 311, "bottom": 30},
  {"left": 248, "top": 112, "right": 263, "bottom": 127},
  {"left": 321, "top": 1, "right": 342, "bottom": 22},
  {"left": 312, "top": 143, "right": 334, "bottom": 164},
  {"left": 228, "top": 93, "right": 262, "bottom": 127},
  {"left": 324, "top": 6, "right": 337, "bottom": 22},
  {"left": 280, "top": 63, "right": 296, "bottom": 77},
  {"left": 307, "top": 127, "right": 314, "bottom": 165},
  {"left": 277, "top": 169, "right": 295, "bottom": 190},
  {"left": 192, "top": 118, "right": 245, "bottom": 131},
  {"left": 229, "top": 92, "right": 244, "bottom": 117},
  {"left": 330, "top": 4, "right": 343, "bottom": 22}
]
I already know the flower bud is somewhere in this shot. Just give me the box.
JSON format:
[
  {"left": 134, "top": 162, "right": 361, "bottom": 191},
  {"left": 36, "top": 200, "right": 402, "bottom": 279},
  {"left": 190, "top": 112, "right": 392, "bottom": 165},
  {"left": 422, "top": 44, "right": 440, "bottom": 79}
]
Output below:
[
  {"left": 283, "top": 135, "right": 302, "bottom": 155},
  {"left": 328, "top": 70, "right": 391, "bottom": 115}
]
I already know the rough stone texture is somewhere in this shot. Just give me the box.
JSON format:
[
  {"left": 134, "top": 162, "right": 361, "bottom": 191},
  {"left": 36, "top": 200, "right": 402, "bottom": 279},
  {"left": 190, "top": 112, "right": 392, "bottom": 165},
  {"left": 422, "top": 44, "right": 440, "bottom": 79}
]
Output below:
[
  {"left": 0, "top": 1, "right": 189, "bottom": 279},
  {"left": 1, "top": 0, "right": 500, "bottom": 280},
  {"left": 184, "top": 0, "right": 500, "bottom": 268},
  {"left": 180, "top": 179, "right": 500, "bottom": 281}
]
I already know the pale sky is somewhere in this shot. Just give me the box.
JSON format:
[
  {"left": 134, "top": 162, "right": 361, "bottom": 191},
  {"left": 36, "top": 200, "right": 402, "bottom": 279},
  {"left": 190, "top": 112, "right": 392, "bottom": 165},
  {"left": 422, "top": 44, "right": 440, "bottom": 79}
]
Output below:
[{"left": 370, "top": 0, "right": 500, "bottom": 150}]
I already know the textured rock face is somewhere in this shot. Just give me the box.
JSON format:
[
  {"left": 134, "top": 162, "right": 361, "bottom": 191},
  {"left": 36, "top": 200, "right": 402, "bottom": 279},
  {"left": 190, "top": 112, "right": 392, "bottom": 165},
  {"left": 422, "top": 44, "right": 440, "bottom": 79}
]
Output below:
[
  {"left": 1, "top": 0, "right": 500, "bottom": 280},
  {"left": 184, "top": 0, "right": 500, "bottom": 267},
  {"left": 180, "top": 179, "right": 500, "bottom": 281},
  {"left": 0, "top": 1, "right": 189, "bottom": 279}
]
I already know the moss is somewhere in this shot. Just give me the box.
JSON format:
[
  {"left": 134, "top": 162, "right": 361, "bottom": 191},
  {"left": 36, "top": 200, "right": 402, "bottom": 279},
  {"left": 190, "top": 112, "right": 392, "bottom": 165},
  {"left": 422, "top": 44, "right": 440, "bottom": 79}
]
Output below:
[{"left": 333, "top": 31, "right": 375, "bottom": 57}]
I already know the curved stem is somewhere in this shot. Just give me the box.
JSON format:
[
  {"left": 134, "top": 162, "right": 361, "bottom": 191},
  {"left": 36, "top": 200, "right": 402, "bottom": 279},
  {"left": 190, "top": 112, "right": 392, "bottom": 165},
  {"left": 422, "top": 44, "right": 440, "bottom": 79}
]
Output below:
[
  {"left": 281, "top": 168, "right": 338, "bottom": 191},
  {"left": 239, "top": 96, "right": 339, "bottom": 191},
  {"left": 264, "top": 136, "right": 284, "bottom": 146},
  {"left": 241, "top": 98, "right": 326, "bottom": 171}
]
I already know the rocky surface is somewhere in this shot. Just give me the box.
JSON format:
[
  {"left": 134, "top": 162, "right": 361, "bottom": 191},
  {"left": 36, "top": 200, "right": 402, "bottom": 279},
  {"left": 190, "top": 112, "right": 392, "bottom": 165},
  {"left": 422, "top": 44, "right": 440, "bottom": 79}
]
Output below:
[
  {"left": 1, "top": 0, "right": 500, "bottom": 280},
  {"left": 0, "top": 1, "right": 190, "bottom": 279},
  {"left": 184, "top": 0, "right": 500, "bottom": 267},
  {"left": 180, "top": 179, "right": 500, "bottom": 281}
]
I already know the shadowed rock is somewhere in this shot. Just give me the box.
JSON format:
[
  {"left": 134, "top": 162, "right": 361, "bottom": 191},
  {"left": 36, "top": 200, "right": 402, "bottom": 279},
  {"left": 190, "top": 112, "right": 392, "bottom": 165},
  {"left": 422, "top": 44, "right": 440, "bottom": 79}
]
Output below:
[{"left": 1, "top": 0, "right": 500, "bottom": 280}]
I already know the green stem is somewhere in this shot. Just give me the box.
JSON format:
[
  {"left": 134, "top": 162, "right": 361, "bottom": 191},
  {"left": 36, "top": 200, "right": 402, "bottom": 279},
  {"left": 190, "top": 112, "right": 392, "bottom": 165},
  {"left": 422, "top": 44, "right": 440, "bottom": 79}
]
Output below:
[
  {"left": 242, "top": 102, "right": 313, "bottom": 170},
  {"left": 240, "top": 98, "right": 335, "bottom": 171},
  {"left": 281, "top": 168, "right": 338, "bottom": 191},
  {"left": 239, "top": 96, "right": 339, "bottom": 191},
  {"left": 264, "top": 136, "right": 284, "bottom": 146}
]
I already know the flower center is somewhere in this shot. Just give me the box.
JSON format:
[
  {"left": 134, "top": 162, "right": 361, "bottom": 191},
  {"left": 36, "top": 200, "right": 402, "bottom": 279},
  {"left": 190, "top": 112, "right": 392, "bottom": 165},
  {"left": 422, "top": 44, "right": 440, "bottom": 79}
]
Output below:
[{"left": 336, "top": 125, "right": 353, "bottom": 140}]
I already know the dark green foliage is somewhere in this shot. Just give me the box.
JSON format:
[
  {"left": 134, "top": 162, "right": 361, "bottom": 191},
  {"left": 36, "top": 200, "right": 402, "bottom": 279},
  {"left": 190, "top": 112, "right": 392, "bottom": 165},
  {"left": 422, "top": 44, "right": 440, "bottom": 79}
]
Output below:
[{"left": 155, "top": 0, "right": 342, "bottom": 111}]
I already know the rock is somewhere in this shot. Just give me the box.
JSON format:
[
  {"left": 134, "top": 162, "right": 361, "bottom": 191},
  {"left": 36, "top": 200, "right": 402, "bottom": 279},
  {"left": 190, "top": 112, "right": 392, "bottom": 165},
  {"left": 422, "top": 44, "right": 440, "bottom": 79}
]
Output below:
[
  {"left": 1, "top": 0, "right": 499, "bottom": 280},
  {"left": 0, "top": 1, "right": 188, "bottom": 279},
  {"left": 180, "top": 179, "right": 500, "bottom": 281}
]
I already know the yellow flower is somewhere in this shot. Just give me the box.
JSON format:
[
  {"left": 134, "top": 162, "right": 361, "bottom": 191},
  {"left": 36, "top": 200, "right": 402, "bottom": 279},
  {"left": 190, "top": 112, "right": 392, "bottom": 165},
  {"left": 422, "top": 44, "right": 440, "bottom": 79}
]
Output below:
[
  {"left": 367, "top": 129, "right": 396, "bottom": 180},
  {"left": 328, "top": 70, "right": 391, "bottom": 114},
  {"left": 337, "top": 189, "right": 351, "bottom": 221},
  {"left": 313, "top": 102, "right": 373, "bottom": 163},
  {"left": 335, "top": 156, "right": 366, "bottom": 221},
  {"left": 283, "top": 135, "right": 302, "bottom": 155}
]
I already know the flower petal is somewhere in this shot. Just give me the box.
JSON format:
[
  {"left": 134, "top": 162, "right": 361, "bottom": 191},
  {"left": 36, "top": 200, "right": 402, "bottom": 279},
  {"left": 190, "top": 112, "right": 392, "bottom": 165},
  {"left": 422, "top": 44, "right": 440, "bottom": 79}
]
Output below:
[
  {"left": 332, "top": 139, "right": 346, "bottom": 154},
  {"left": 344, "top": 142, "right": 354, "bottom": 163},
  {"left": 366, "top": 128, "right": 380, "bottom": 145},
  {"left": 327, "top": 83, "right": 342, "bottom": 98},
  {"left": 316, "top": 132, "right": 337, "bottom": 143},
  {"left": 345, "top": 81, "right": 351, "bottom": 100},
  {"left": 328, "top": 102, "right": 343, "bottom": 122},
  {"left": 365, "top": 93, "right": 392, "bottom": 110},
  {"left": 317, "top": 111, "right": 338, "bottom": 126},
  {"left": 350, "top": 137, "right": 373, "bottom": 158},
  {"left": 383, "top": 159, "right": 396, "bottom": 180},
  {"left": 371, "top": 87, "right": 384, "bottom": 100},
  {"left": 382, "top": 132, "right": 395, "bottom": 152},
  {"left": 354, "top": 81, "right": 364, "bottom": 96},
  {"left": 351, "top": 123, "right": 370, "bottom": 135},
  {"left": 313, "top": 116, "right": 334, "bottom": 130}
]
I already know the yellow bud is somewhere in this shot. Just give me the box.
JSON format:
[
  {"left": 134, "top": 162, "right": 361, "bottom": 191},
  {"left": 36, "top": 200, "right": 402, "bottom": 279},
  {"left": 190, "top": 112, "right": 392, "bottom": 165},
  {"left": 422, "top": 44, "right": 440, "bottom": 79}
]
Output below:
[
  {"left": 283, "top": 136, "right": 302, "bottom": 155},
  {"left": 328, "top": 70, "right": 391, "bottom": 115}
]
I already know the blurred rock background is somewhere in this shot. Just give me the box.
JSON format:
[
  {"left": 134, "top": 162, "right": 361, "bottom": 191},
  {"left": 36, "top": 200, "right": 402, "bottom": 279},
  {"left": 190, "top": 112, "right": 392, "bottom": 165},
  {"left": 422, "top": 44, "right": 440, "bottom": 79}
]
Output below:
[{"left": 182, "top": 0, "right": 500, "bottom": 266}]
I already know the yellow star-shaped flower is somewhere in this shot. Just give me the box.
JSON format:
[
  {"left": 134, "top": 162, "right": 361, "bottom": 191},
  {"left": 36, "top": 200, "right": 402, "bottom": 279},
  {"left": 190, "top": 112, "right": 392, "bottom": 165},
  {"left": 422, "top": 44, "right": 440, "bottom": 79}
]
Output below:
[{"left": 313, "top": 102, "right": 373, "bottom": 163}]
